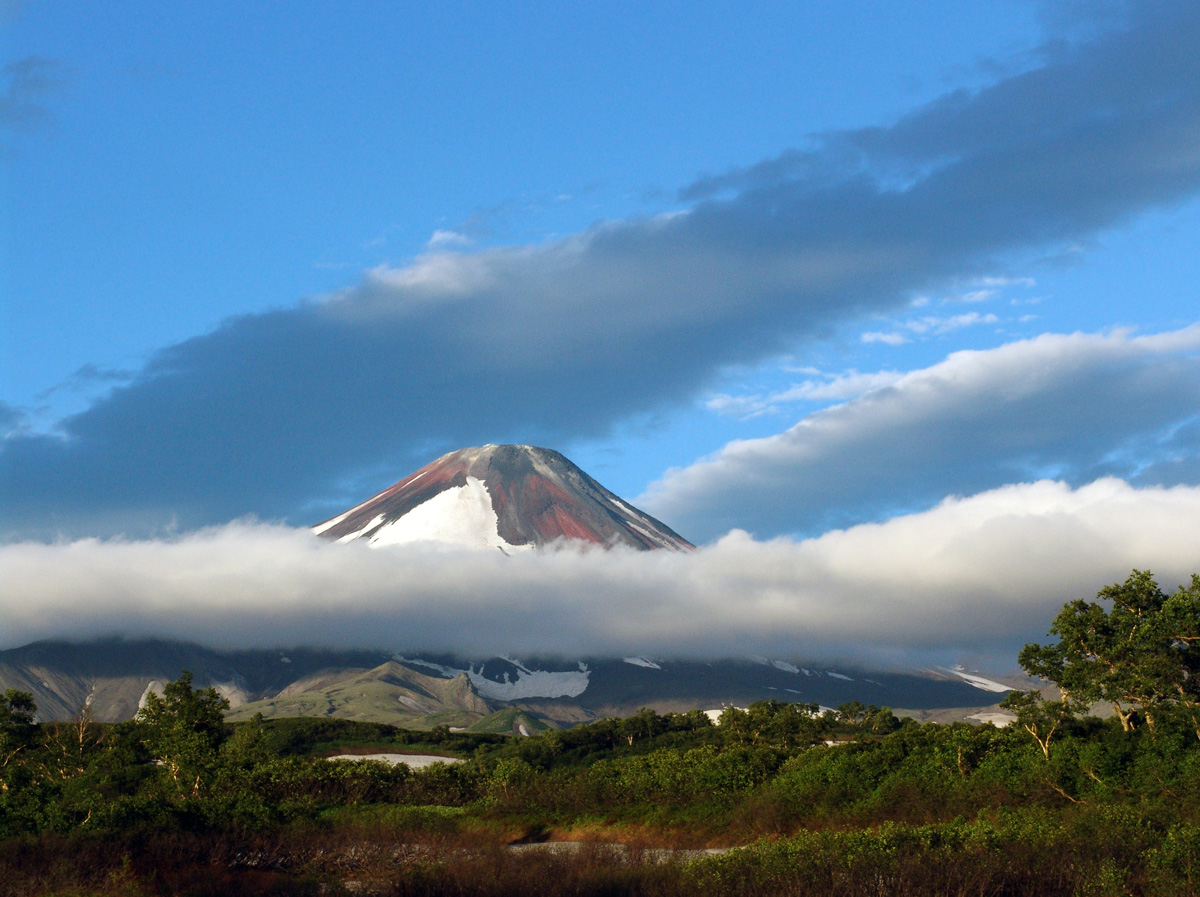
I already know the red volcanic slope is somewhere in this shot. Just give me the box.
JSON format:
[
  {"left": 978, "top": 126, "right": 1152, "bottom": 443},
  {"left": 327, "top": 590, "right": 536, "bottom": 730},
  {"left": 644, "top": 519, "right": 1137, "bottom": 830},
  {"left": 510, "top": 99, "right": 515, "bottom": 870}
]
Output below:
[{"left": 313, "top": 444, "right": 694, "bottom": 551}]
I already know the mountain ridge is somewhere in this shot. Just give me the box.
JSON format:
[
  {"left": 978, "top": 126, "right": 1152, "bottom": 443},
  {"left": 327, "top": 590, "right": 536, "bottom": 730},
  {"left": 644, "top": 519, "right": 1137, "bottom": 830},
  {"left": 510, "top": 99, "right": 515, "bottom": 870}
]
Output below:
[{"left": 0, "top": 638, "right": 1013, "bottom": 728}]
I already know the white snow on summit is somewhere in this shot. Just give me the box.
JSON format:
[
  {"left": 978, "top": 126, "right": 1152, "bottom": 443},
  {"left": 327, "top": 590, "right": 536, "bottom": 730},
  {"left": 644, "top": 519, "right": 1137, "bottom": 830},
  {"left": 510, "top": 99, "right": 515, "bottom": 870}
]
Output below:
[
  {"left": 364, "top": 477, "right": 532, "bottom": 551},
  {"left": 311, "top": 507, "right": 353, "bottom": 536}
]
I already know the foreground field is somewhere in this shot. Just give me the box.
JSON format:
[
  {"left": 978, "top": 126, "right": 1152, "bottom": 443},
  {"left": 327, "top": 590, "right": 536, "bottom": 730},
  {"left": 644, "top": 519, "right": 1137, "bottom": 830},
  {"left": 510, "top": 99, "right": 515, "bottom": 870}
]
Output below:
[{"left": 4, "top": 692, "right": 1200, "bottom": 896}]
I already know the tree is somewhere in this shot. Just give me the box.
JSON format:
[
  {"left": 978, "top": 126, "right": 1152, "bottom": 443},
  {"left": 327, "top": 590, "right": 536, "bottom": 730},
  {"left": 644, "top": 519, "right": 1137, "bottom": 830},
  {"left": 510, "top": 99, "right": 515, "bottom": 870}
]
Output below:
[
  {"left": 837, "top": 701, "right": 867, "bottom": 727},
  {"left": 867, "top": 706, "right": 901, "bottom": 735},
  {"left": 618, "top": 708, "right": 664, "bottom": 746},
  {"left": 136, "top": 671, "right": 230, "bottom": 796},
  {"left": 1156, "top": 573, "right": 1200, "bottom": 739},
  {"left": 1018, "top": 570, "right": 1200, "bottom": 737},
  {"left": 1000, "top": 689, "right": 1077, "bottom": 760},
  {"left": 0, "top": 690, "right": 38, "bottom": 791},
  {"left": 40, "top": 703, "right": 105, "bottom": 781},
  {"left": 717, "top": 701, "right": 821, "bottom": 749}
]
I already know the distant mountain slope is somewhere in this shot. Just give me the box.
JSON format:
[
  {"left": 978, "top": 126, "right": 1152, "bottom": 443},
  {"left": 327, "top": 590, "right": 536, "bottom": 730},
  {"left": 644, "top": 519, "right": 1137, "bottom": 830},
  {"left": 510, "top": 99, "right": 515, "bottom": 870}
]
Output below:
[
  {"left": 313, "top": 444, "right": 694, "bottom": 551},
  {"left": 0, "top": 639, "right": 1011, "bottom": 727},
  {"left": 0, "top": 639, "right": 390, "bottom": 722},
  {"left": 227, "top": 661, "right": 495, "bottom": 728}
]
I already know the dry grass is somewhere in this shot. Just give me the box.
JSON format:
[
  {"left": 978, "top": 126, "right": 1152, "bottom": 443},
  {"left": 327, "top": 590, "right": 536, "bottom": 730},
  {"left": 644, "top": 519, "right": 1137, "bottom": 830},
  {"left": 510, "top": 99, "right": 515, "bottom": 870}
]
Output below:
[{"left": 0, "top": 822, "right": 1154, "bottom": 897}]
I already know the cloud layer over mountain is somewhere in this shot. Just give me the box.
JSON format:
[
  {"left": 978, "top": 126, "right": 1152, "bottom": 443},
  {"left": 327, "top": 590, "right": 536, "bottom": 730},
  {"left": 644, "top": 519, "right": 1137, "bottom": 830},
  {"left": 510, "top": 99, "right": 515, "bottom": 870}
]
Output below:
[{"left": 4, "top": 478, "right": 1198, "bottom": 663}]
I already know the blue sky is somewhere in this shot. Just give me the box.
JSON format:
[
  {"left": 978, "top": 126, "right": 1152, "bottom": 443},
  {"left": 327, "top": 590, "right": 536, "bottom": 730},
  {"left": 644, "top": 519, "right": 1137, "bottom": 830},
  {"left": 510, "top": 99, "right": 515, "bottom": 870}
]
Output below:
[
  {"left": 2, "top": 1, "right": 1200, "bottom": 661},
  {"left": 2, "top": 3, "right": 1051, "bottom": 462}
]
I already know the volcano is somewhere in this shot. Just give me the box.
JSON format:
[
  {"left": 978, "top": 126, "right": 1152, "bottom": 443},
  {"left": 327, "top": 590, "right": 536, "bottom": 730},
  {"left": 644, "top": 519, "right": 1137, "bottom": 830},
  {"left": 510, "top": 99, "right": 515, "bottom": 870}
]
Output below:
[{"left": 313, "top": 444, "right": 693, "bottom": 552}]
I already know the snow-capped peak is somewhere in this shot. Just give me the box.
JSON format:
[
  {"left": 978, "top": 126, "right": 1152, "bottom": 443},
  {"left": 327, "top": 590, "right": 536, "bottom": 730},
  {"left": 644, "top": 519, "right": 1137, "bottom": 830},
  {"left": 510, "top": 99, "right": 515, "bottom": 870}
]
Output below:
[{"left": 314, "top": 444, "right": 694, "bottom": 552}]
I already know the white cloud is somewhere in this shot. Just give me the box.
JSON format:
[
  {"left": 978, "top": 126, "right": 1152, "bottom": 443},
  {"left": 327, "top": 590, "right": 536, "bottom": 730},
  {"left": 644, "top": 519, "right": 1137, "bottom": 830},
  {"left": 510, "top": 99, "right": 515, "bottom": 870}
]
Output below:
[
  {"left": 642, "top": 326, "right": 1200, "bottom": 540},
  {"left": 956, "top": 289, "right": 997, "bottom": 304},
  {"left": 426, "top": 229, "right": 473, "bottom": 249},
  {"left": 923, "top": 312, "right": 999, "bottom": 333},
  {"left": 979, "top": 277, "right": 1036, "bottom": 287},
  {"left": 863, "top": 311, "right": 1000, "bottom": 343},
  {"left": 707, "top": 369, "right": 904, "bottom": 417},
  {"left": 862, "top": 331, "right": 909, "bottom": 345},
  {"left": 1, "top": 479, "right": 1197, "bottom": 663},
  {"left": 976, "top": 276, "right": 1036, "bottom": 289}
]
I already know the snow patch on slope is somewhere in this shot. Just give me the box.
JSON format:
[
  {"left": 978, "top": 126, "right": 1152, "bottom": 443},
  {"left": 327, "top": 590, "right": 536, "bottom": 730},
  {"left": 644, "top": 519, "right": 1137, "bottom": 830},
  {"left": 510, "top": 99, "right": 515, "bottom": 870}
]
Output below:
[
  {"left": 138, "top": 680, "right": 165, "bottom": 710},
  {"left": 396, "top": 657, "right": 462, "bottom": 678},
  {"left": 942, "top": 667, "right": 1013, "bottom": 694},
  {"left": 395, "top": 655, "right": 590, "bottom": 699},
  {"left": 466, "top": 660, "right": 590, "bottom": 700},
  {"left": 338, "top": 514, "right": 384, "bottom": 543},
  {"left": 367, "top": 477, "right": 531, "bottom": 551},
  {"left": 969, "top": 711, "right": 1016, "bottom": 726},
  {"left": 312, "top": 507, "right": 353, "bottom": 536},
  {"left": 623, "top": 657, "right": 662, "bottom": 669}
]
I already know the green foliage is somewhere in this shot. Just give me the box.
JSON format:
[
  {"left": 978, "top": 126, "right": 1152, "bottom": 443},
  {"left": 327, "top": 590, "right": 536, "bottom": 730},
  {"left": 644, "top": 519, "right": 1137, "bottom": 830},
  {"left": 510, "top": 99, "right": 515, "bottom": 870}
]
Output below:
[
  {"left": 690, "top": 806, "right": 1162, "bottom": 897},
  {"left": 135, "top": 670, "right": 230, "bottom": 798},
  {"left": 721, "top": 700, "right": 824, "bottom": 749},
  {"left": 1149, "top": 824, "right": 1200, "bottom": 894},
  {"left": 0, "top": 689, "right": 39, "bottom": 791},
  {"left": 1020, "top": 570, "right": 1200, "bottom": 736},
  {"left": 469, "top": 707, "right": 550, "bottom": 735},
  {"left": 1000, "top": 688, "right": 1076, "bottom": 759},
  {"left": 249, "top": 714, "right": 508, "bottom": 757}
]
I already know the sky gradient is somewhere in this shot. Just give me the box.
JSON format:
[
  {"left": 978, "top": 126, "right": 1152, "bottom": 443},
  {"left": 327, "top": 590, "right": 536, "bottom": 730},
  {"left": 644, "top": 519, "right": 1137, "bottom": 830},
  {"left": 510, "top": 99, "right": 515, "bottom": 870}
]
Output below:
[{"left": 2, "top": 1, "right": 1199, "bottom": 663}]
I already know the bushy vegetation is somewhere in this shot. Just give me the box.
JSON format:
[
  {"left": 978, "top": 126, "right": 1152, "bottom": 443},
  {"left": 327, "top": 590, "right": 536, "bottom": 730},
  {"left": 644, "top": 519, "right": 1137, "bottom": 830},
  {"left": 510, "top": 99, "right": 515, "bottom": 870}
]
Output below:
[{"left": 3, "top": 569, "right": 1200, "bottom": 895}]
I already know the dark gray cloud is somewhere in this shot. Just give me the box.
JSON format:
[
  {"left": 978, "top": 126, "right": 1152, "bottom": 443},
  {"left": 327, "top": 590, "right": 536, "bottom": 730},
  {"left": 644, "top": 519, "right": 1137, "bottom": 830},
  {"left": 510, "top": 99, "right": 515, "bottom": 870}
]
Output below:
[
  {"left": 0, "top": 400, "right": 24, "bottom": 438},
  {"left": 3, "top": 1, "right": 1200, "bottom": 538},
  {"left": 0, "top": 56, "right": 65, "bottom": 132},
  {"left": 35, "top": 364, "right": 138, "bottom": 401},
  {"left": 642, "top": 328, "right": 1200, "bottom": 541},
  {"left": 3, "top": 478, "right": 1198, "bottom": 662}
]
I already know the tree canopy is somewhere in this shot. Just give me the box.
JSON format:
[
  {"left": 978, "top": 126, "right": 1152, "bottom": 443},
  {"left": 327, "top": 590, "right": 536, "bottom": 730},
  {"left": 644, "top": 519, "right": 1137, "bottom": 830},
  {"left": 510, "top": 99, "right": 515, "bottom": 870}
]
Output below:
[
  {"left": 135, "top": 670, "right": 231, "bottom": 796},
  {"left": 1013, "top": 570, "right": 1200, "bottom": 738}
]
